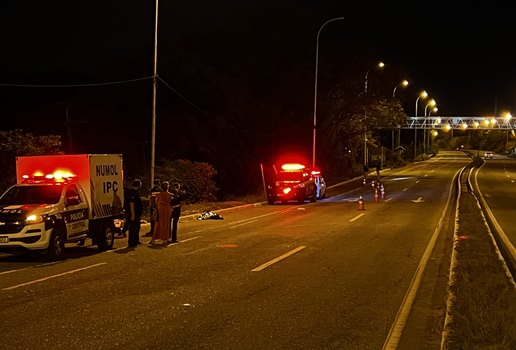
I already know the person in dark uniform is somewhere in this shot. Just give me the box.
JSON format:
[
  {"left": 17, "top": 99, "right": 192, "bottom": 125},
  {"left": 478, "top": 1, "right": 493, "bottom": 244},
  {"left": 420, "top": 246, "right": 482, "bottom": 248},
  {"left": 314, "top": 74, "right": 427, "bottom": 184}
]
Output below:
[
  {"left": 169, "top": 182, "right": 185, "bottom": 243},
  {"left": 126, "top": 179, "right": 143, "bottom": 247},
  {"left": 147, "top": 179, "right": 161, "bottom": 237}
]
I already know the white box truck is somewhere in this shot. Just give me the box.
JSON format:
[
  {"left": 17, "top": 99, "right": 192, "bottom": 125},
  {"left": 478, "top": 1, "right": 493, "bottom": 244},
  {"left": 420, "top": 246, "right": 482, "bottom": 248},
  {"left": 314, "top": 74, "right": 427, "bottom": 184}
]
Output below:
[{"left": 0, "top": 154, "right": 125, "bottom": 259}]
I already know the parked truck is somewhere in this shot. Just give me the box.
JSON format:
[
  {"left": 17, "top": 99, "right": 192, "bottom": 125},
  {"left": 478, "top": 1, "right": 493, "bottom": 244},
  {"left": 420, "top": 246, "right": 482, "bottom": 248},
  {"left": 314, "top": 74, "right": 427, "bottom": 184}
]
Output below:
[{"left": 0, "top": 154, "right": 125, "bottom": 260}]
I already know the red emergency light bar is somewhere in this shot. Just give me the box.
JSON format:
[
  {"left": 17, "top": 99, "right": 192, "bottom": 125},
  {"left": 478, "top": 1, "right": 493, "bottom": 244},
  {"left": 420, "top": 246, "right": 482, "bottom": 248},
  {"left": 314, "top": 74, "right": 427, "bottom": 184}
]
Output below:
[
  {"left": 281, "top": 163, "right": 306, "bottom": 171},
  {"left": 22, "top": 170, "right": 77, "bottom": 184}
]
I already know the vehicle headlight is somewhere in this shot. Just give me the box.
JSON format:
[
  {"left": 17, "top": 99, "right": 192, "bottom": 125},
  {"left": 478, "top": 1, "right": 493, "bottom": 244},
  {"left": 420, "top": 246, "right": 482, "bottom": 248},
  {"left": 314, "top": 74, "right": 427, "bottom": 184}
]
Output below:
[{"left": 25, "top": 214, "right": 44, "bottom": 224}]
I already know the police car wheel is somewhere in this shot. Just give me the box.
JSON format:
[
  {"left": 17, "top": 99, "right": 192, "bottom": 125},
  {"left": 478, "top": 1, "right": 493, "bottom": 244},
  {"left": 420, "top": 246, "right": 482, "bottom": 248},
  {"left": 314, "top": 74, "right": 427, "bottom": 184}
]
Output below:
[
  {"left": 97, "top": 225, "right": 115, "bottom": 251},
  {"left": 47, "top": 230, "right": 64, "bottom": 260}
]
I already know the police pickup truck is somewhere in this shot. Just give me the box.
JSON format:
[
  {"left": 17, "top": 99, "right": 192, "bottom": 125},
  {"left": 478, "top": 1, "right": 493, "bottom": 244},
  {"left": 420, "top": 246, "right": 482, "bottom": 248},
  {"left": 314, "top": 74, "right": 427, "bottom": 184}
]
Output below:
[
  {"left": 0, "top": 154, "right": 125, "bottom": 260},
  {"left": 266, "top": 163, "right": 318, "bottom": 205}
]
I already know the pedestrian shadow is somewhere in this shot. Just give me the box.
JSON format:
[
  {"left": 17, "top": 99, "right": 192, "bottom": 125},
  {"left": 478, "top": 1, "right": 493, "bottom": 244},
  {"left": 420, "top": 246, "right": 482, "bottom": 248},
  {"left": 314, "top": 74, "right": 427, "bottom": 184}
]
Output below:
[
  {"left": 112, "top": 246, "right": 137, "bottom": 254},
  {"left": 147, "top": 243, "right": 168, "bottom": 249}
]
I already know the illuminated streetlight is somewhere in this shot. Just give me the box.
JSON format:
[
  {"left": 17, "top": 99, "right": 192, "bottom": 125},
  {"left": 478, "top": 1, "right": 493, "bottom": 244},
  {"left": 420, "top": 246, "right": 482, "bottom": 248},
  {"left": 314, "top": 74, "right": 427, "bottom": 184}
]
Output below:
[
  {"left": 423, "top": 98, "right": 436, "bottom": 153},
  {"left": 391, "top": 79, "right": 409, "bottom": 151},
  {"left": 392, "top": 80, "right": 409, "bottom": 98},
  {"left": 414, "top": 90, "right": 428, "bottom": 117},
  {"left": 363, "top": 61, "right": 385, "bottom": 165},
  {"left": 428, "top": 107, "right": 438, "bottom": 116},
  {"left": 424, "top": 99, "right": 436, "bottom": 116},
  {"left": 312, "top": 16, "right": 345, "bottom": 168},
  {"left": 414, "top": 91, "right": 428, "bottom": 159}
]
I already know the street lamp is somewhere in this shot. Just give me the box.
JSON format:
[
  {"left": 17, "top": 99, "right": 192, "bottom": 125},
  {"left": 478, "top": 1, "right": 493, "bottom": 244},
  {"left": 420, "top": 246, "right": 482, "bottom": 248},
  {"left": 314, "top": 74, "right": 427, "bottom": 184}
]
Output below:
[
  {"left": 364, "top": 61, "right": 385, "bottom": 94},
  {"left": 312, "top": 16, "right": 345, "bottom": 168},
  {"left": 414, "top": 91, "right": 428, "bottom": 159},
  {"left": 423, "top": 99, "right": 436, "bottom": 153},
  {"left": 392, "top": 79, "right": 409, "bottom": 151},
  {"left": 392, "top": 80, "right": 409, "bottom": 98},
  {"left": 504, "top": 112, "right": 512, "bottom": 143},
  {"left": 424, "top": 99, "right": 436, "bottom": 116},
  {"left": 363, "top": 61, "right": 385, "bottom": 165}
]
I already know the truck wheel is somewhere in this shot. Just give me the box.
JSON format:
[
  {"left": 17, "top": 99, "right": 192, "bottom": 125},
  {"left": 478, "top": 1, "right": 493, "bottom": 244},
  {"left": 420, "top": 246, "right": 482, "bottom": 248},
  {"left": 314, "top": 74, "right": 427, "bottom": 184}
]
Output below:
[
  {"left": 97, "top": 225, "right": 115, "bottom": 251},
  {"left": 47, "top": 230, "right": 64, "bottom": 260}
]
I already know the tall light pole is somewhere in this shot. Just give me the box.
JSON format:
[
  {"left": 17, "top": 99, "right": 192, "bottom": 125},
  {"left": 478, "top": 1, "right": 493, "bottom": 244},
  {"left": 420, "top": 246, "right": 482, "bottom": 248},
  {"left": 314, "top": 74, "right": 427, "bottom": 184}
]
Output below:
[
  {"left": 427, "top": 107, "right": 438, "bottom": 152},
  {"left": 423, "top": 99, "right": 436, "bottom": 153},
  {"left": 392, "top": 80, "right": 409, "bottom": 151},
  {"left": 414, "top": 91, "right": 428, "bottom": 159},
  {"left": 424, "top": 99, "right": 436, "bottom": 117},
  {"left": 363, "top": 61, "right": 385, "bottom": 165},
  {"left": 312, "top": 16, "right": 345, "bottom": 168},
  {"left": 150, "top": 0, "right": 159, "bottom": 187},
  {"left": 392, "top": 79, "right": 409, "bottom": 98}
]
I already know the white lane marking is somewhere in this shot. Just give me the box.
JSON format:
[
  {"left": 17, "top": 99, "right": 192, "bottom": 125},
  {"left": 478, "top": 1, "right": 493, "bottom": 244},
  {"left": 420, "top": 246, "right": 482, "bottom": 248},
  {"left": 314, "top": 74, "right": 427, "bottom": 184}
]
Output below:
[
  {"left": 229, "top": 219, "right": 259, "bottom": 228},
  {"left": 403, "top": 188, "right": 408, "bottom": 191},
  {"left": 385, "top": 197, "right": 393, "bottom": 202},
  {"left": 0, "top": 267, "right": 30, "bottom": 275},
  {"left": 416, "top": 180, "right": 420, "bottom": 183},
  {"left": 179, "top": 236, "right": 200, "bottom": 243},
  {"left": 412, "top": 197, "right": 425, "bottom": 203},
  {"left": 2, "top": 263, "right": 107, "bottom": 291},
  {"left": 252, "top": 246, "right": 306, "bottom": 272},
  {"left": 349, "top": 213, "right": 365, "bottom": 222}
]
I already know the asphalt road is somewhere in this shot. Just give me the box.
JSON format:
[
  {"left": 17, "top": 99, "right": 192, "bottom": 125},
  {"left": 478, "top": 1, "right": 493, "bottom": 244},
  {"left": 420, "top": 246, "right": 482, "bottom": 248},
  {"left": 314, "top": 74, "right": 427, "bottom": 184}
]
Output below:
[
  {"left": 0, "top": 151, "right": 472, "bottom": 350},
  {"left": 473, "top": 154, "right": 516, "bottom": 267}
]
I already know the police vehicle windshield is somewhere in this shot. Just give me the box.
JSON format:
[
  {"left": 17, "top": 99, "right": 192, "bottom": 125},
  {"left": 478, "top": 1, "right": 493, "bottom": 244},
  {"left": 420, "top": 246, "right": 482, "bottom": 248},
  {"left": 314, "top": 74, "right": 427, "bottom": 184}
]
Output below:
[{"left": 0, "top": 185, "right": 63, "bottom": 205}]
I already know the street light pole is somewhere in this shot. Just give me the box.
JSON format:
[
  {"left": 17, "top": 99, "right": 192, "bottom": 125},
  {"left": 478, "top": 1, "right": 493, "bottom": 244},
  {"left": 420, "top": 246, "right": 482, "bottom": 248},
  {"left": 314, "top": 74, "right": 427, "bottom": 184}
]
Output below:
[
  {"left": 423, "top": 99, "right": 436, "bottom": 154},
  {"left": 414, "top": 91, "right": 428, "bottom": 159},
  {"left": 392, "top": 80, "right": 409, "bottom": 151},
  {"left": 363, "top": 61, "right": 385, "bottom": 165},
  {"left": 392, "top": 80, "right": 409, "bottom": 98},
  {"left": 150, "top": 0, "right": 159, "bottom": 187},
  {"left": 312, "top": 16, "right": 344, "bottom": 169}
]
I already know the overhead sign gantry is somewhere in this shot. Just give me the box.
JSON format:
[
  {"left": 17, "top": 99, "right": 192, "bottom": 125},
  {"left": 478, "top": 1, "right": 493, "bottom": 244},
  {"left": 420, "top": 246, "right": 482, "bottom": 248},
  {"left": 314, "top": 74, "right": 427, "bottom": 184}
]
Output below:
[{"left": 401, "top": 116, "right": 516, "bottom": 130}]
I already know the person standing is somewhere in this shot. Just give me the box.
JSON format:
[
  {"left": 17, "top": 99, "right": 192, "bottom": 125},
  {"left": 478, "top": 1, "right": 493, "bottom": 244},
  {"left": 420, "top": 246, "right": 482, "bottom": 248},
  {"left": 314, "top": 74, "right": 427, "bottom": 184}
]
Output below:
[
  {"left": 147, "top": 179, "right": 161, "bottom": 237},
  {"left": 126, "top": 179, "right": 143, "bottom": 247},
  {"left": 169, "top": 182, "right": 185, "bottom": 243},
  {"left": 149, "top": 181, "right": 173, "bottom": 245}
]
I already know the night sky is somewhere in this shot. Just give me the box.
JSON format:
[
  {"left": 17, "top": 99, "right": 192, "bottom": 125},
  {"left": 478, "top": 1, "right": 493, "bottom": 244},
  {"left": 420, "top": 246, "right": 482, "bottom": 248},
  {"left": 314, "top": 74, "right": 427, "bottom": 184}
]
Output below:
[
  {"left": 2, "top": 1, "right": 515, "bottom": 114},
  {"left": 1, "top": 1, "right": 515, "bottom": 173}
]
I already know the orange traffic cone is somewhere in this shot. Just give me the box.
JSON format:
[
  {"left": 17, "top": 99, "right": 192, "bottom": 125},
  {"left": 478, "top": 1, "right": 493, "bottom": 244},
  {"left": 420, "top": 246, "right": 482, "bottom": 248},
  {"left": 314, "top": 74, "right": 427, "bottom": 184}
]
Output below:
[
  {"left": 357, "top": 196, "right": 365, "bottom": 210},
  {"left": 381, "top": 184, "right": 385, "bottom": 199},
  {"left": 374, "top": 188, "right": 379, "bottom": 203}
]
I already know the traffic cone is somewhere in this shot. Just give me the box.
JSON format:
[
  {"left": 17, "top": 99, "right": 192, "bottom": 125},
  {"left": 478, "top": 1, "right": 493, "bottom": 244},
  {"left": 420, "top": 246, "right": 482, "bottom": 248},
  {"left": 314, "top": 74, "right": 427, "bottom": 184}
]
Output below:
[
  {"left": 357, "top": 196, "right": 365, "bottom": 210},
  {"left": 381, "top": 184, "right": 385, "bottom": 199},
  {"left": 374, "top": 188, "right": 379, "bottom": 203}
]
